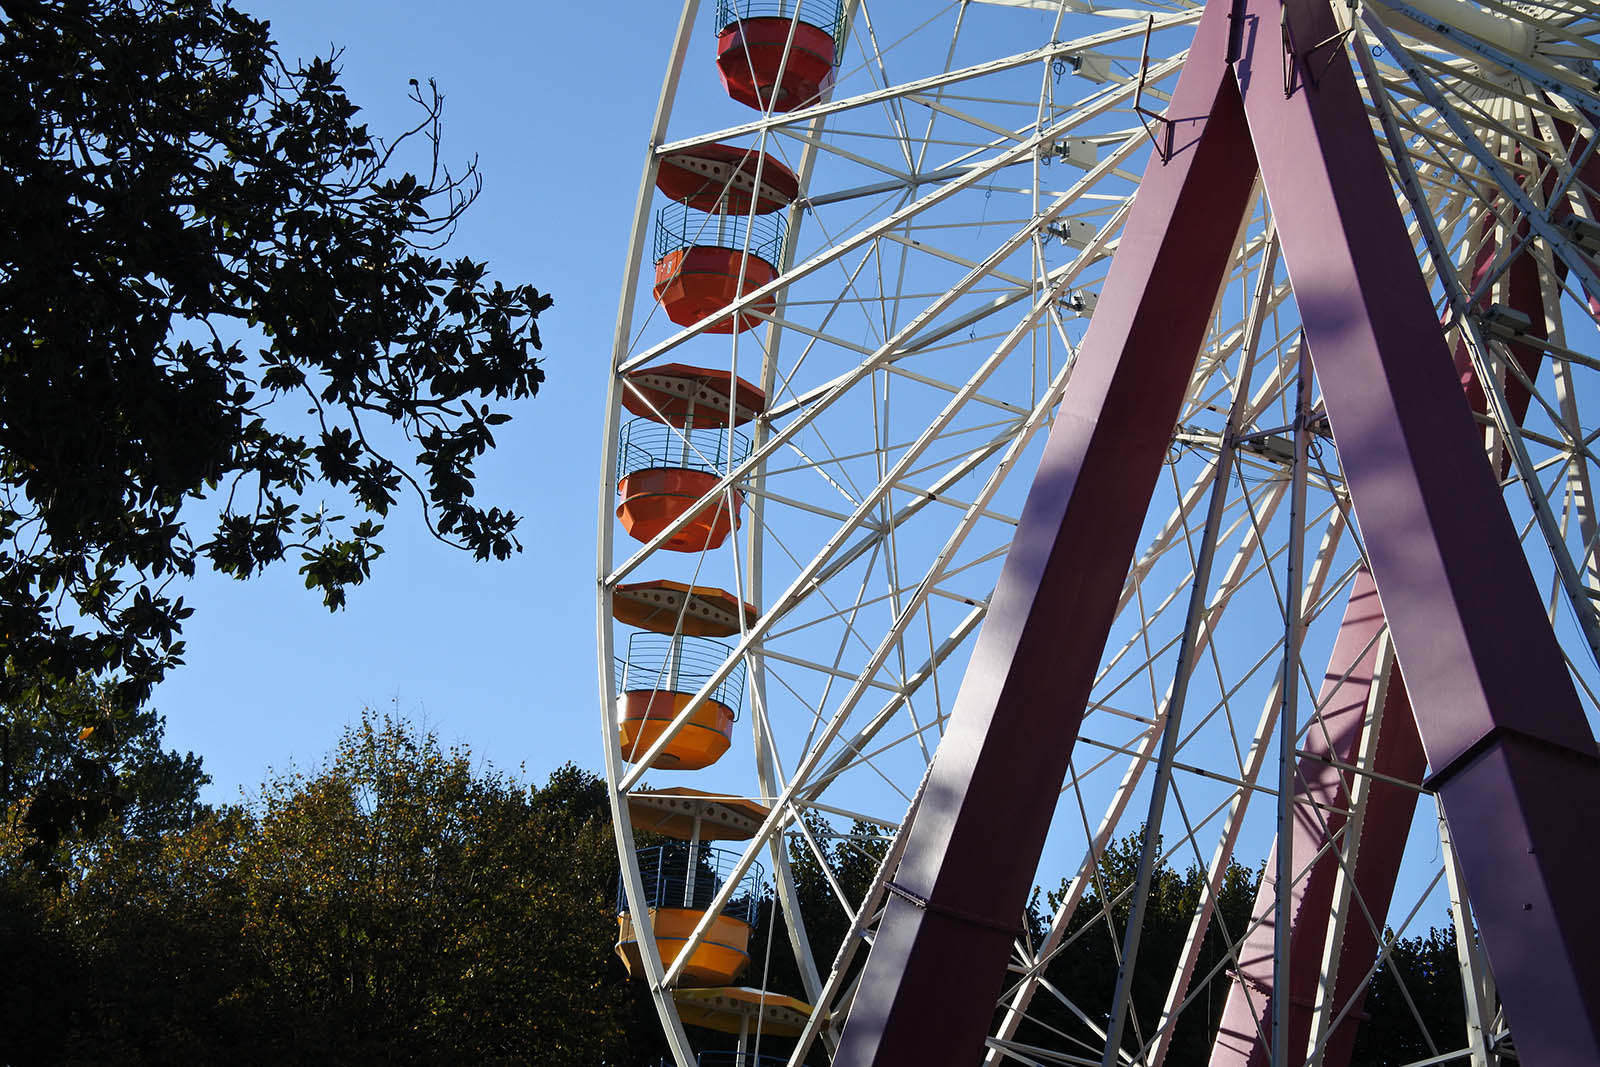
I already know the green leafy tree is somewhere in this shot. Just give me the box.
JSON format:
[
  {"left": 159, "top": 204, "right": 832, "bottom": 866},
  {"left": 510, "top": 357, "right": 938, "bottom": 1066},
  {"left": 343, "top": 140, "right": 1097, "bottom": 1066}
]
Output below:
[
  {"left": 0, "top": 685, "right": 217, "bottom": 1062},
  {"left": 31, "top": 809, "right": 261, "bottom": 1063},
  {"left": 0, "top": 676, "right": 208, "bottom": 877},
  {"left": 227, "top": 716, "right": 631, "bottom": 1062},
  {"left": 1351, "top": 924, "right": 1469, "bottom": 1066},
  {"left": 1, "top": 714, "right": 660, "bottom": 1065},
  {"left": 0, "top": 0, "right": 549, "bottom": 847}
]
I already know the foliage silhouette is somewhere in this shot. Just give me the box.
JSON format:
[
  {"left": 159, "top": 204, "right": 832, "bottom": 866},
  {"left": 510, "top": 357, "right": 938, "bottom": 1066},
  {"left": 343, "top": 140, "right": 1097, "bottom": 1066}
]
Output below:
[
  {"left": 0, "top": 0, "right": 549, "bottom": 855},
  {"left": 0, "top": 675, "right": 207, "bottom": 880},
  {"left": 0, "top": 704, "right": 1473, "bottom": 1064},
  {"left": 738, "top": 820, "right": 1470, "bottom": 1063},
  {"left": 1, "top": 712, "right": 662, "bottom": 1065}
]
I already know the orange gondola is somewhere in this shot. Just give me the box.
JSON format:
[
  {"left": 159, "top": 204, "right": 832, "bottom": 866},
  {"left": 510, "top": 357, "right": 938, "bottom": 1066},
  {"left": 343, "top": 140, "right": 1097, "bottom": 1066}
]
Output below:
[
  {"left": 656, "top": 142, "right": 801, "bottom": 215},
  {"left": 673, "top": 986, "right": 819, "bottom": 1037},
  {"left": 615, "top": 417, "right": 750, "bottom": 553},
  {"left": 650, "top": 134, "right": 798, "bottom": 333},
  {"left": 612, "top": 580, "right": 759, "bottom": 638},
  {"left": 617, "top": 688, "right": 736, "bottom": 772},
  {"left": 652, "top": 245, "right": 778, "bottom": 334},
  {"left": 715, "top": 5, "right": 839, "bottom": 113},
  {"left": 617, "top": 467, "right": 741, "bottom": 552},
  {"left": 614, "top": 631, "right": 746, "bottom": 771},
  {"left": 625, "top": 788, "right": 771, "bottom": 843},
  {"left": 616, "top": 844, "right": 765, "bottom": 987},
  {"left": 616, "top": 908, "right": 753, "bottom": 986}
]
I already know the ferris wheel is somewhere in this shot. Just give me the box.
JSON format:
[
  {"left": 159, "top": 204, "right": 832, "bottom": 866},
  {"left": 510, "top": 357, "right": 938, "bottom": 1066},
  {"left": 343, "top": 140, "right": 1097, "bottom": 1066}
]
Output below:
[{"left": 596, "top": 0, "right": 1600, "bottom": 1064}]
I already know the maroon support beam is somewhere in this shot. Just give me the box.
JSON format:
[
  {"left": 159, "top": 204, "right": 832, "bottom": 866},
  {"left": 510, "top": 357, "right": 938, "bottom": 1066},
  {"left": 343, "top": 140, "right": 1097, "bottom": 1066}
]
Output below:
[
  {"left": 1210, "top": 571, "right": 1388, "bottom": 1067},
  {"left": 1207, "top": 575, "right": 1429, "bottom": 1067},
  {"left": 829, "top": 5, "right": 1257, "bottom": 1062},
  {"left": 1317, "top": 672, "right": 1427, "bottom": 1067},
  {"left": 1549, "top": 112, "right": 1600, "bottom": 322},
  {"left": 1214, "top": 124, "right": 1556, "bottom": 1067},
  {"left": 1236, "top": 2, "right": 1600, "bottom": 1061},
  {"left": 1310, "top": 149, "right": 1550, "bottom": 1067},
  {"left": 832, "top": 0, "right": 1600, "bottom": 1062},
  {"left": 1449, "top": 206, "right": 1546, "bottom": 464}
]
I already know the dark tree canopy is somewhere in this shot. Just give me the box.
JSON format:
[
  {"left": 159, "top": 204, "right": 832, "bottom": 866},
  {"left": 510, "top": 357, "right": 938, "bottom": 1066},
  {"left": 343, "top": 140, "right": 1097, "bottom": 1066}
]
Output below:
[
  {"left": 0, "top": 713, "right": 660, "bottom": 1065},
  {"left": 741, "top": 824, "right": 1466, "bottom": 1063},
  {"left": 0, "top": 0, "right": 549, "bottom": 731},
  {"left": 0, "top": 710, "right": 1470, "bottom": 1065},
  {"left": 0, "top": 676, "right": 208, "bottom": 879}
]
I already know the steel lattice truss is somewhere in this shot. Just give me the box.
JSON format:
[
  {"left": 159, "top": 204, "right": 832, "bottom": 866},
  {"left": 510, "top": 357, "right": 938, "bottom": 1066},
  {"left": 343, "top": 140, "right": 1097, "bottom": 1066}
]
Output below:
[{"left": 597, "top": 0, "right": 1600, "bottom": 1063}]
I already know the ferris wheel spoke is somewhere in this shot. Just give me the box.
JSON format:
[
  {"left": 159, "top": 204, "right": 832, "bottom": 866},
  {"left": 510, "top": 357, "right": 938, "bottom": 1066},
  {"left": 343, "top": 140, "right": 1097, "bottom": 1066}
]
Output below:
[
  {"left": 797, "top": 602, "right": 985, "bottom": 798},
  {"left": 659, "top": 38, "right": 1128, "bottom": 155},
  {"left": 605, "top": 0, "right": 1600, "bottom": 1060},
  {"left": 1367, "top": 12, "right": 1600, "bottom": 296},
  {"left": 1375, "top": 66, "right": 1600, "bottom": 666}
]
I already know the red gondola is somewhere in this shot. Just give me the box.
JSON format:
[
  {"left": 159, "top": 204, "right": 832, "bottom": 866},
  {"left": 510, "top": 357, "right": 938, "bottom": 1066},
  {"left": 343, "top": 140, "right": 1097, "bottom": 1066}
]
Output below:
[{"left": 716, "top": 16, "right": 837, "bottom": 113}]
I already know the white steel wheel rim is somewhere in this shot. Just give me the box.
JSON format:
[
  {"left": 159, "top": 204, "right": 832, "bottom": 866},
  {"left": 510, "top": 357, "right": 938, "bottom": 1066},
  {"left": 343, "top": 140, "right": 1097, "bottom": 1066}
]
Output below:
[{"left": 597, "top": 2, "right": 1600, "bottom": 1064}]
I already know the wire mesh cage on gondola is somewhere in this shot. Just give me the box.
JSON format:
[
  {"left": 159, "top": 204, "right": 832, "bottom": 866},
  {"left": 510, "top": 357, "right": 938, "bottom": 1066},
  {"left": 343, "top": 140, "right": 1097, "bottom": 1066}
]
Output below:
[
  {"left": 713, "top": 0, "right": 844, "bottom": 112},
  {"left": 622, "top": 843, "right": 765, "bottom": 924},
  {"left": 714, "top": 0, "right": 844, "bottom": 38},
  {"left": 617, "top": 844, "right": 767, "bottom": 986},
  {"left": 615, "top": 420, "right": 751, "bottom": 552},
  {"left": 613, "top": 632, "right": 748, "bottom": 770},
  {"left": 651, "top": 201, "right": 786, "bottom": 333},
  {"left": 654, "top": 200, "right": 786, "bottom": 266},
  {"left": 617, "top": 419, "right": 752, "bottom": 481}
]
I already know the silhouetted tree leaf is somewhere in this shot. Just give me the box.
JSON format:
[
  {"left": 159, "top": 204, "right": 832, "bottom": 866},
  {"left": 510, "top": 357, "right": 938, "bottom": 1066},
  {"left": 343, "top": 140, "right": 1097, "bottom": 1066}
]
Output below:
[{"left": 0, "top": 0, "right": 549, "bottom": 837}]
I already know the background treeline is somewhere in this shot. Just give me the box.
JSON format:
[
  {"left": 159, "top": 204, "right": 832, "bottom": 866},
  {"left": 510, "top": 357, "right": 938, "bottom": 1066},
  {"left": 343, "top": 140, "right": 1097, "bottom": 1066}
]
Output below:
[
  {"left": 1, "top": 692, "right": 1464, "bottom": 1065},
  {"left": 742, "top": 823, "right": 1464, "bottom": 1066},
  {"left": 1, "top": 692, "right": 662, "bottom": 1065}
]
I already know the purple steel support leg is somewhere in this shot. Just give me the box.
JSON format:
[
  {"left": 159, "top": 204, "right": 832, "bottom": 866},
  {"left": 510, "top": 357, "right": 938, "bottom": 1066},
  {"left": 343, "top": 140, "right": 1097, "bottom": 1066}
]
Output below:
[
  {"left": 832, "top": 0, "right": 1600, "bottom": 1061},
  {"left": 1207, "top": 585, "right": 1430, "bottom": 1067},
  {"left": 1310, "top": 183, "right": 1552, "bottom": 1067},
  {"left": 1214, "top": 121, "right": 1555, "bottom": 1067},
  {"left": 1317, "top": 672, "right": 1427, "bottom": 1067},
  {"left": 1549, "top": 113, "right": 1600, "bottom": 321},
  {"left": 1449, "top": 211, "right": 1545, "bottom": 459},
  {"left": 1236, "top": 0, "right": 1600, "bottom": 1062},
  {"left": 829, "top": 5, "right": 1257, "bottom": 1063},
  {"left": 1209, "top": 571, "right": 1387, "bottom": 1067}
]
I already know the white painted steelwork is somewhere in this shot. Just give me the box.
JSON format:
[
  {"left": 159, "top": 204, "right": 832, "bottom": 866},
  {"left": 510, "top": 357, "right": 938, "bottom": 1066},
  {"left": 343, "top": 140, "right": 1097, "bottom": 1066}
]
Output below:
[{"left": 598, "top": 2, "right": 1600, "bottom": 1063}]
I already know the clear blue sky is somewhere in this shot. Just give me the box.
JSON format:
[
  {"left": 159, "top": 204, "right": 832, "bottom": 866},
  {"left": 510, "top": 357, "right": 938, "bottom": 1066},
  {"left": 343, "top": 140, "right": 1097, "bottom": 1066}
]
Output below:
[{"left": 154, "top": 0, "right": 685, "bottom": 800}]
